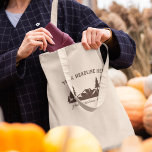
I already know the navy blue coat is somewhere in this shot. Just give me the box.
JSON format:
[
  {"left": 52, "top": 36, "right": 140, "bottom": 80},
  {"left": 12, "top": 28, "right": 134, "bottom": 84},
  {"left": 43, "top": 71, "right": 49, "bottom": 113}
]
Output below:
[{"left": 0, "top": 0, "right": 136, "bottom": 131}]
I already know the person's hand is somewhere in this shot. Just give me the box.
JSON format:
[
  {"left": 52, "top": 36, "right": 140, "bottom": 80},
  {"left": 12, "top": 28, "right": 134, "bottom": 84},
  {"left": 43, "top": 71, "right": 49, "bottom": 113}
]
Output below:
[
  {"left": 16, "top": 27, "right": 55, "bottom": 63},
  {"left": 81, "top": 27, "right": 112, "bottom": 50}
]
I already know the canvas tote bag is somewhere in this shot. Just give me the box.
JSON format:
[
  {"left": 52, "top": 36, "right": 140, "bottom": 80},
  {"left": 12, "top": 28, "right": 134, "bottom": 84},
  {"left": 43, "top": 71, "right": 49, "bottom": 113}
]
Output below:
[{"left": 39, "top": 0, "right": 134, "bottom": 150}]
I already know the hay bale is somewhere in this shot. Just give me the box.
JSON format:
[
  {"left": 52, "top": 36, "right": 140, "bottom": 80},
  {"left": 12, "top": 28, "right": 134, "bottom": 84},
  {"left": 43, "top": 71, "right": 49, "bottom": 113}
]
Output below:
[{"left": 95, "top": 2, "right": 152, "bottom": 77}]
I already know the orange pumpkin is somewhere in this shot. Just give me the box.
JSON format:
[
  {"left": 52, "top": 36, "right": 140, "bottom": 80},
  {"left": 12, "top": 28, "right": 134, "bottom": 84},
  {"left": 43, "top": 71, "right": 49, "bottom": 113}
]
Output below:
[
  {"left": 141, "top": 138, "right": 152, "bottom": 152},
  {"left": 116, "top": 86, "right": 147, "bottom": 131},
  {"left": 0, "top": 122, "right": 45, "bottom": 152},
  {"left": 143, "top": 95, "right": 152, "bottom": 135}
]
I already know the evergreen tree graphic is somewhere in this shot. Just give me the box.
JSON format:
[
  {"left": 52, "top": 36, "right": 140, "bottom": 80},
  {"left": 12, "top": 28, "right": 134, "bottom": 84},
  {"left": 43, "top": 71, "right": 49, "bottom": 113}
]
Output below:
[{"left": 95, "top": 77, "right": 99, "bottom": 91}]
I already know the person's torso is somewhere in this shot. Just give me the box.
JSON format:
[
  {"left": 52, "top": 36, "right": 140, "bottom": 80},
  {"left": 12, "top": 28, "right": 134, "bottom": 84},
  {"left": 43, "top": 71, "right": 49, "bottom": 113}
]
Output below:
[
  {"left": 0, "top": 0, "right": 54, "bottom": 129},
  {"left": 0, "top": 0, "right": 85, "bottom": 130}
]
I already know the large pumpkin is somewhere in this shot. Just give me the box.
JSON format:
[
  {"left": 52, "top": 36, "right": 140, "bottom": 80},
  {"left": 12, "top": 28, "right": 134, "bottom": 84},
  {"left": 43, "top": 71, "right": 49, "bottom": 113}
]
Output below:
[
  {"left": 116, "top": 86, "right": 147, "bottom": 131},
  {"left": 108, "top": 68, "right": 127, "bottom": 86},
  {"left": 0, "top": 123, "right": 45, "bottom": 152},
  {"left": 143, "top": 95, "right": 152, "bottom": 135},
  {"left": 43, "top": 126, "right": 102, "bottom": 152}
]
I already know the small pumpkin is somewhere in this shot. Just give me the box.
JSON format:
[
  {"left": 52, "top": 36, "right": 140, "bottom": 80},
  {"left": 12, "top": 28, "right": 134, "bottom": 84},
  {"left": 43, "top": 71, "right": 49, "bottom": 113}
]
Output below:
[
  {"left": 143, "top": 95, "right": 152, "bottom": 135},
  {"left": 108, "top": 68, "right": 128, "bottom": 86},
  {"left": 116, "top": 86, "right": 147, "bottom": 131},
  {"left": 0, "top": 122, "right": 45, "bottom": 152},
  {"left": 43, "top": 126, "right": 102, "bottom": 152}
]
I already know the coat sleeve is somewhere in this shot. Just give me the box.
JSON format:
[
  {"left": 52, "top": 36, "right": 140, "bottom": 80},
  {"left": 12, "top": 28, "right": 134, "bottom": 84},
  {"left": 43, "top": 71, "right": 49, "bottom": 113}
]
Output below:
[
  {"left": 108, "top": 29, "right": 136, "bottom": 69},
  {"left": 0, "top": 48, "right": 26, "bottom": 90},
  {"left": 59, "top": 0, "right": 136, "bottom": 69}
]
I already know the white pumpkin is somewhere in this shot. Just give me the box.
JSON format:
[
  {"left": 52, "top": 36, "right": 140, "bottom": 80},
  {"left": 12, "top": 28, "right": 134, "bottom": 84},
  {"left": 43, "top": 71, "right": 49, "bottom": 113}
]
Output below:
[
  {"left": 108, "top": 68, "right": 128, "bottom": 86},
  {"left": 144, "top": 74, "right": 152, "bottom": 97}
]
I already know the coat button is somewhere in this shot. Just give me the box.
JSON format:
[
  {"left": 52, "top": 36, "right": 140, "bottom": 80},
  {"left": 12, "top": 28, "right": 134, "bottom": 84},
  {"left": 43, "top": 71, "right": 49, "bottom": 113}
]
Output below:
[{"left": 36, "top": 23, "right": 40, "bottom": 27}]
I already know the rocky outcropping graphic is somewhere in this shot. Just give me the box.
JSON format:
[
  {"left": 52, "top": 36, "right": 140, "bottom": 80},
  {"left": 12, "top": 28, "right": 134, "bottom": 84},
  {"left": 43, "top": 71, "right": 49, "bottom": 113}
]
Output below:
[{"left": 68, "top": 77, "right": 100, "bottom": 103}]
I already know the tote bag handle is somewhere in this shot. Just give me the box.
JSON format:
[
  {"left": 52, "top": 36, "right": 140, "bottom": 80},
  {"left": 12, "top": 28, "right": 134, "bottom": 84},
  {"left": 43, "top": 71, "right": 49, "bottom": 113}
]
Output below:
[{"left": 51, "top": 0, "right": 58, "bottom": 26}]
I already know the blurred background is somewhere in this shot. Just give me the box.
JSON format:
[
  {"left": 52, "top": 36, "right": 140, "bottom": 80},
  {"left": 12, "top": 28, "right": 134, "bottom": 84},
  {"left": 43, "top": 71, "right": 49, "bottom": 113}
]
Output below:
[{"left": 77, "top": 0, "right": 152, "bottom": 79}]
